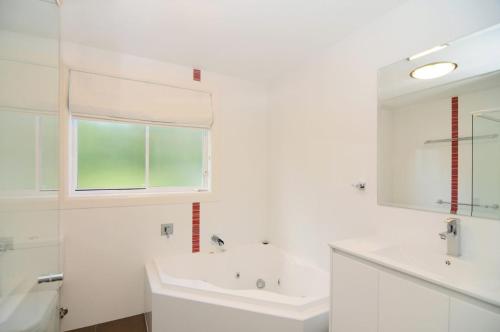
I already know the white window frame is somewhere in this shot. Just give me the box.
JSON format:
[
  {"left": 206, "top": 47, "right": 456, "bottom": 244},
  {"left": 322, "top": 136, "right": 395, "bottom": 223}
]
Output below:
[{"left": 69, "top": 115, "right": 211, "bottom": 197}]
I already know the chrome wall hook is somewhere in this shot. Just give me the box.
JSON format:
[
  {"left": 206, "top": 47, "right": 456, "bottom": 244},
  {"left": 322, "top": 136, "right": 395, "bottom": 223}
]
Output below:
[{"left": 352, "top": 181, "right": 366, "bottom": 190}]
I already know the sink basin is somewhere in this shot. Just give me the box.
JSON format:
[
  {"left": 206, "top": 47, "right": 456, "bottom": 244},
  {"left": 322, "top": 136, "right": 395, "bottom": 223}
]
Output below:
[
  {"left": 330, "top": 238, "right": 500, "bottom": 307},
  {"left": 372, "top": 245, "right": 483, "bottom": 284}
]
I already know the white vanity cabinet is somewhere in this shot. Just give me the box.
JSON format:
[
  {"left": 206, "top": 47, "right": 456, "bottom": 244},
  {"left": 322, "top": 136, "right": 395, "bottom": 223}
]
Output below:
[
  {"left": 449, "top": 298, "right": 500, "bottom": 332},
  {"left": 378, "top": 271, "right": 449, "bottom": 332},
  {"left": 330, "top": 252, "right": 378, "bottom": 332},
  {"left": 331, "top": 250, "right": 500, "bottom": 332}
]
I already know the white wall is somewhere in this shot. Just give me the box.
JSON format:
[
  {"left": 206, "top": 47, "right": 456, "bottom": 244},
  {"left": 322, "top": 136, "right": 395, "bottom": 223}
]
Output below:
[
  {"left": 267, "top": 0, "right": 500, "bottom": 270},
  {"left": 59, "top": 43, "right": 269, "bottom": 330}
]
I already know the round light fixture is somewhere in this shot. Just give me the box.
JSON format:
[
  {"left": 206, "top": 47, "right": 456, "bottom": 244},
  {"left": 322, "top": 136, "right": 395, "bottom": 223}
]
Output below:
[{"left": 410, "top": 62, "right": 457, "bottom": 80}]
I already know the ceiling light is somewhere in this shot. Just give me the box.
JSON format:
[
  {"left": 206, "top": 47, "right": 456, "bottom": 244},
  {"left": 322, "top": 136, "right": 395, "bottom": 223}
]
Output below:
[
  {"left": 407, "top": 44, "right": 448, "bottom": 61},
  {"left": 410, "top": 62, "right": 457, "bottom": 80}
]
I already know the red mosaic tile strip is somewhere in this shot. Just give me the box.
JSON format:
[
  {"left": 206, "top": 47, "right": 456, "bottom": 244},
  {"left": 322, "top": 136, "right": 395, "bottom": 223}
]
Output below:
[
  {"left": 450, "top": 96, "right": 459, "bottom": 214},
  {"left": 193, "top": 68, "right": 201, "bottom": 82},
  {"left": 192, "top": 202, "right": 200, "bottom": 252}
]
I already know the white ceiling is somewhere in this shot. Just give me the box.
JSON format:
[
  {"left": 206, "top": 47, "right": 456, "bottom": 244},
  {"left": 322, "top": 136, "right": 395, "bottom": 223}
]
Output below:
[
  {"left": 379, "top": 24, "right": 500, "bottom": 104},
  {"left": 60, "top": 0, "right": 407, "bottom": 82}
]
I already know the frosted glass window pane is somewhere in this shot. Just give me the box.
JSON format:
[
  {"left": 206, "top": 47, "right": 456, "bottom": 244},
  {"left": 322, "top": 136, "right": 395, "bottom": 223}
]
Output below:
[
  {"left": 40, "top": 115, "right": 59, "bottom": 190},
  {"left": 0, "top": 111, "right": 36, "bottom": 190},
  {"left": 77, "top": 119, "right": 145, "bottom": 190},
  {"left": 149, "top": 126, "right": 204, "bottom": 187}
]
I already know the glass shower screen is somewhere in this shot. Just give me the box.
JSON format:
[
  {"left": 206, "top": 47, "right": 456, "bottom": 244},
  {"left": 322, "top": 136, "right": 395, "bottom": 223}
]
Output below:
[
  {"left": 0, "top": 0, "right": 61, "bottom": 330},
  {"left": 472, "top": 110, "right": 500, "bottom": 220}
]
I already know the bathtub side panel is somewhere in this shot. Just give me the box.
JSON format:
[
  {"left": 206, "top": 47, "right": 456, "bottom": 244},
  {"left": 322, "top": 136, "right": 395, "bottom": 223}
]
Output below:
[
  {"left": 152, "top": 293, "right": 303, "bottom": 332},
  {"left": 304, "top": 311, "right": 329, "bottom": 332}
]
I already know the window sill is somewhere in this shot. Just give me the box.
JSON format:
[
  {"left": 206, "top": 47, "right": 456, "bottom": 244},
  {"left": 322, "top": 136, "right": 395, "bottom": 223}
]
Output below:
[{"left": 60, "top": 190, "right": 217, "bottom": 209}]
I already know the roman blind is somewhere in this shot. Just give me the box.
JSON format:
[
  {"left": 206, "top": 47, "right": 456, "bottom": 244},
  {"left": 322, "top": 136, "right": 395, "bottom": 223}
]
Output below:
[{"left": 68, "top": 70, "right": 213, "bottom": 128}]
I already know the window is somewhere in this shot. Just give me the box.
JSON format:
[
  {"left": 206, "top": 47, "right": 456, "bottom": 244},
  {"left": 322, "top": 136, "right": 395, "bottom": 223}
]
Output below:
[
  {"left": 149, "top": 126, "right": 205, "bottom": 188},
  {"left": 72, "top": 118, "right": 209, "bottom": 193},
  {"left": 67, "top": 70, "right": 213, "bottom": 196}
]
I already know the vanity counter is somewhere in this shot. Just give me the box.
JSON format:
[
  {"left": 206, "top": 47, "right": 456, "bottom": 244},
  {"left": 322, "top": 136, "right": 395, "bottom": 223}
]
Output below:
[{"left": 330, "top": 237, "right": 500, "bottom": 308}]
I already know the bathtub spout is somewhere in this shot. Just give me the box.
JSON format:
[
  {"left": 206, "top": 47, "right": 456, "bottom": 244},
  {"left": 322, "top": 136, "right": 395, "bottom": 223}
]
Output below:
[{"left": 211, "top": 235, "right": 225, "bottom": 248}]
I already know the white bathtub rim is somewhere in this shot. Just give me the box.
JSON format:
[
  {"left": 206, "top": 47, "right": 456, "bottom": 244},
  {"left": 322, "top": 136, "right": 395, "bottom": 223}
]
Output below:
[
  {"left": 146, "top": 262, "right": 328, "bottom": 321},
  {"left": 155, "top": 263, "right": 326, "bottom": 310}
]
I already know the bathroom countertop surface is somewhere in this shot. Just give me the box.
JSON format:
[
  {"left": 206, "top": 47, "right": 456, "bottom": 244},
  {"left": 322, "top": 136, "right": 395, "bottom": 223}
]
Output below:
[{"left": 330, "top": 237, "right": 500, "bottom": 308}]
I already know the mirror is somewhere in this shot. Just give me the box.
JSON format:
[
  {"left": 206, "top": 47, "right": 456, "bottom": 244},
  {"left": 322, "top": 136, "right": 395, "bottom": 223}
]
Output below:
[{"left": 378, "top": 24, "right": 500, "bottom": 219}]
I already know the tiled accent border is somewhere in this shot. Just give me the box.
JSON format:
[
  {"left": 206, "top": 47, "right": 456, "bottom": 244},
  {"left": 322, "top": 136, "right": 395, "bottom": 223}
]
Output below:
[
  {"left": 450, "top": 96, "right": 459, "bottom": 214},
  {"left": 192, "top": 202, "right": 200, "bottom": 252},
  {"left": 193, "top": 68, "right": 201, "bottom": 81}
]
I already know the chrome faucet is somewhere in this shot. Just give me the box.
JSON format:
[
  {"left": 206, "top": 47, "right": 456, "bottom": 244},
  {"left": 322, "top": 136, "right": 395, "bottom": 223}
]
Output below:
[
  {"left": 211, "top": 235, "right": 225, "bottom": 248},
  {"left": 438, "top": 217, "right": 460, "bottom": 257}
]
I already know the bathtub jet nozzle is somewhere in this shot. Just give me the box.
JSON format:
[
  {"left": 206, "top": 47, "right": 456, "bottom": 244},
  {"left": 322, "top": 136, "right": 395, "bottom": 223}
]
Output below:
[{"left": 256, "top": 279, "right": 266, "bottom": 289}]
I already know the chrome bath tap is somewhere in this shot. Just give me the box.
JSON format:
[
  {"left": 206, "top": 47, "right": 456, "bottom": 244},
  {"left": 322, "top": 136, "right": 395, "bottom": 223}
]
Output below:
[
  {"left": 211, "top": 235, "right": 225, "bottom": 248},
  {"left": 438, "top": 217, "right": 460, "bottom": 257}
]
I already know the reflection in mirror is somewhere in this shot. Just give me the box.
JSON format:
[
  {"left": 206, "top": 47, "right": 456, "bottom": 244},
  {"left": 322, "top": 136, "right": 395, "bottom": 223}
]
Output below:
[
  {"left": 0, "top": 0, "right": 59, "bottom": 199},
  {"left": 473, "top": 109, "right": 500, "bottom": 219},
  {"left": 378, "top": 24, "right": 500, "bottom": 219},
  {"left": 0, "top": 0, "right": 60, "bottom": 329}
]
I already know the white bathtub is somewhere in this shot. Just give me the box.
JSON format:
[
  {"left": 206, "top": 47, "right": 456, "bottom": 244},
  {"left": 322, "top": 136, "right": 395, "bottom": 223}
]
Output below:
[{"left": 145, "top": 243, "right": 329, "bottom": 332}]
